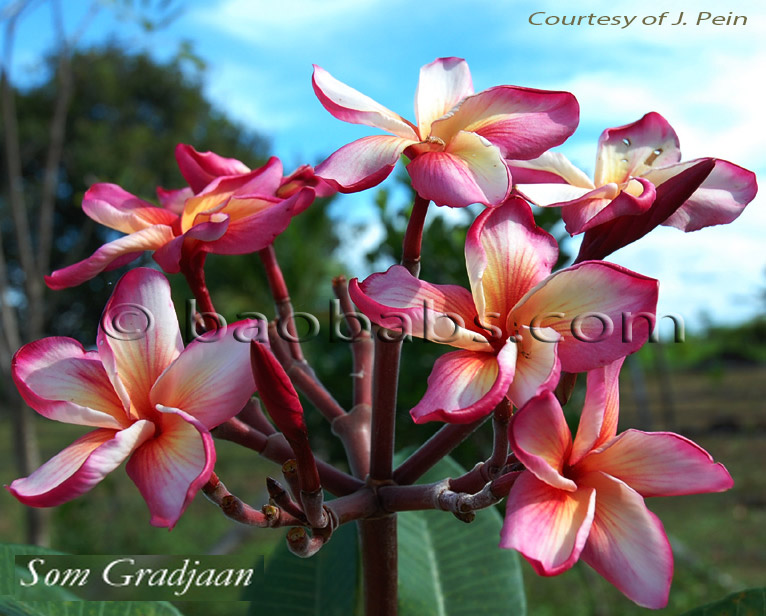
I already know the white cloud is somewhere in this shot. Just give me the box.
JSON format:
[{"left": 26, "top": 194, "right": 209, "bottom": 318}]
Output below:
[{"left": 188, "top": 0, "right": 385, "bottom": 49}]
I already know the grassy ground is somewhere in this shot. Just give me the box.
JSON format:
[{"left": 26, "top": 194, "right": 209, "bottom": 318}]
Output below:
[{"left": 2, "top": 358, "right": 764, "bottom": 615}]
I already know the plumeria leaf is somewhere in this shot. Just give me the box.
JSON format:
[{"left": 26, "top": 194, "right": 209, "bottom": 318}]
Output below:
[
  {"left": 396, "top": 454, "right": 526, "bottom": 615},
  {"left": 246, "top": 520, "right": 359, "bottom": 615},
  {"left": 679, "top": 588, "right": 766, "bottom": 616}
]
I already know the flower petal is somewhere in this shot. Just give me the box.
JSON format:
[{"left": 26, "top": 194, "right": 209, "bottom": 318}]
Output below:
[
  {"left": 508, "top": 326, "right": 561, "bottom": 407},
  {"left": 561, "top": 178, "right": 655, "bottom": 235},
  {"left": 7, "top": 421, "right": 154, "bottom": 507},
  {"left": 517, "top": 183, "right": 610, "bottom": 209},
  {"left": 200, "top": 187, "right": 315, "bottom": 255},
  {"left": 349, "top": 264, "right": 488, "bottom": 351},
  {"left": 576, "top": 159, "right": 715, "bottom": 261},
  {"left": 83, "top": 184, "right": 178, "bottom": 232},
  {"left": 407, "top": 131, "right": 511, "bottom": 207},
  {"left": 579, "top": 430, "right": 733, "bottom": 497},
  {"left": 97, "top": 268, "right": 183, "bottom": 419},
  {"left": 152, "top": 216, "right": 230, "bottom": 273},
  {"left": 569, "top": 358, "right": 624, "bottom": 465},
  {"left": 430, "top": 85, "right": 579, "bottom": 160},
  {"left": 44, "top": 225, "right": 176, "bottom": 290},
  {"left": 510, "top": 391, "right": 575, "bottom": 490},
  {"left": 594, "top": 112, "right": 681, "bottom": 186},
  {"left": 175, "top": 143, "right": 251, "bottom": 193},
  {"left": 312, "top": 65, "right": 419, "bottom": 140},
  {"left": 508, "top": 152, "right": 594, "bottom": 189},
  {"left": 465, "top": 197, "right": 557, "bottom": 326},
  {"left": 410, "top": 342, "right": 516, "bottom": 424},
  {"left": 415, "top": 57, "right": 473, "bottom": 137},
  {"left": 180, "top": 159, "right": 284, "bottom": 232},
  {"left": 126, "top": 407, "right": 215, "bottom": 528},
  {"left": 12, "top": 338, "right": 129, "bottom": 429},
  {"left": 156, "top": 186, "right": 193, "bottom": 215},
  {"left": 501, "top": 472, "right": 596, "bottom": 575},
  {"left": 316, "top": 135, "right": 414, "bottom": 193},
  {"left": 648, "top": 159, "right": 758, "bottom": 232},
  {"left": 150, "top": 319, "right": 259, "bottom": 430},
  {"left": 511, "top": 261, "right": 658, "bottom": 373},
  {"left": 579, "top": 472, "right": 673, "bottom": 609}
]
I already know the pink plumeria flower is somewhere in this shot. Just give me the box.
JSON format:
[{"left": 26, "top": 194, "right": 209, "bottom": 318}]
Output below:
[
  {"left": 501, "top": 358, "right": 733, "bottom": 608},
  {"left": 45, "top": 145, "right": 329, "bottom": 290},
  {"left": 7, "top": 268, "right": 260, "bottom": 528},
  {"left": 349, "top": 197, "right": 658, "bottom": 423},
  {"left": 509, "top": 112, "right": 757, "bottom": 260},
  {"left": 313, "top": 57, "right": 579, "bottom": 208}
]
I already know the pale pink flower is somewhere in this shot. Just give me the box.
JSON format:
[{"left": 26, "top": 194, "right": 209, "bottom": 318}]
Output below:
[
  {"left": 8, "top": 268, "right": 259, "bottom": 528},
  {"left": 313, "top": 57, "right": 579, "bottom": 207},
  {"left": 501, "top": 359, "right": 733, "bottom": 608},
  {"left": 509, "top": 112, "right": 757, "bottom": 260},
  {"left": 46, "top": 145, "right": 327, "bottom": 289},
  {"left": 349, "top": 197, "right": 658, "bottom": 423}
]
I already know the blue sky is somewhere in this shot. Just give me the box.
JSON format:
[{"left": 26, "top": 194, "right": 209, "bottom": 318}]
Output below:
[{"left": 7, "top": 0, "right": 765, "bottom": 330}]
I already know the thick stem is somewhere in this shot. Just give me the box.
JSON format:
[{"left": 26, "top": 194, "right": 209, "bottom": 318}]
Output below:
[
  {"left": 369, "top": 330, "right": 402, "bottom": 481},
  {"left": 180, "top": 252, "right": 222, "bottom": 333},
  {"left": 332, "top": 276, "right": 374, "bottom": 408},
  {"left": 358, "top": 516, "right": 398, "bottom": 616},
  {"left": 259, "top": 244, "right": 305, "bottom": 363},
  {"left": 393, "top": 417, "right": 488, "bottom": 485},
  {"left": 487, "top": 399, "right": 511, "bottom": 476},
  {"left": 359, "top": 194, "right": 427, "bottom": 615},
  {"left": 331, "top": 403, "right": 372, "bottom": 478},
  {"left": 401, "top": 194, "right": 429, "bottom": 277}
]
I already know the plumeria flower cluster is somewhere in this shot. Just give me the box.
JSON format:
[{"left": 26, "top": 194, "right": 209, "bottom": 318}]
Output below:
[
  {"left": 46, "top": 145, "right": 332, "bottom": 290},
  {"left": 5, "top": 55, "right": 757, "bottom": 612}
]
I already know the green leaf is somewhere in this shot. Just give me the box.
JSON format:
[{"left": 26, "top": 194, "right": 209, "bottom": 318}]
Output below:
[
  {"left": 0, "top": 601, "right": 185, "bottom": 616},
  {"left": 246, "top": 520, "right": 359, "bottom": 616},
  {"left": 396, "top": 456, "right": 526, "bottom": 616},
  {"left": 679, "top": 588, "right": 766, "bottom": 615},
  {"left": 0, "top": 543, "right": 184, "bottom": 616},
  {"left": 0, "top": 543, "right": 66, "bottom": 596}
]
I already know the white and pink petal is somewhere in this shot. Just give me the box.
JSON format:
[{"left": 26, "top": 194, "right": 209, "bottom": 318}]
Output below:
[
  {"left": 415, "top": 57, "right": 473, "bottom": 137},
  {"left": 82, "top": 184, "right": 178, "bottom": 233},
  {"left": 511, "top": 391, "right": 575, "bottom": 490},
  {"left": 97, "top": 268, "right": 183, "bottom": 418},
  {"left": 349, "top": 265, "right": 487, "bottom": 351},
  {"left": 594, "top": 112, "right": 681, "bottom": 186},
  {"left": 511, "top": 261, "right": 658, "bottom": 373},
  {"left": 569, "top": 358, "right": 624, "bottom": 465},
  {"left": 465, "top": 197, "right": 557, "bottom": 323},
  {"left": 579, "top": 472, "right": 673, "bottom": 609},
  {"left": 501, "top": 472, "right": 596, "bottom": 575},
  {"left": 151, "top": 319, "right": 258, "bottom": 430},
  {"left": 579, "top": 430, "right": 733, "bottom": 497},
  {"left": 407, "top": 131, "right": 511, "bottom": 207},
  {"left": 430, "top": 85, "right": 579, "bottom": 160},
  {"left": 648, "top": 159, "right": 758, "bottom": 232},
  {"left": 316, "top": 135, "right": 415, "bottom": 193},
  {"left": 12, "top": 338, "right": 128, "bottom": 429},
  {"left": 7, "top": 421, "right": 154, "bottom": 507},
  {"left": 312, "top": 65, "right": 419, "bottom": 140},
  {"left": 410, "top": 342, "right": 516, "bottom": 424},
  {"left": 126, "top": 407, "right": 215, "bottom": 528},
  {"left": 44, "top": 225, "right": 176, "bottom": 290}
]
